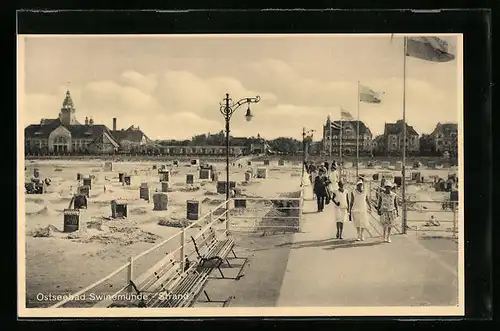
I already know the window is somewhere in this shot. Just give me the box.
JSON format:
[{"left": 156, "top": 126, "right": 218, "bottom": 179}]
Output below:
[{"left": 55, "top": 136, "right": 67, "bottom": 144}]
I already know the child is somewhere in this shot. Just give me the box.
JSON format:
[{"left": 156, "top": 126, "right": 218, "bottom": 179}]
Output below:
[{"left": 331, "top": 181, "right": 350, "bottom": 239}]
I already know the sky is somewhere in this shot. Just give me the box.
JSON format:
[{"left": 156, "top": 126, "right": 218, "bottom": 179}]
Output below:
[{"left": 19, "top": 34, "right": 460, "bottom": 140}]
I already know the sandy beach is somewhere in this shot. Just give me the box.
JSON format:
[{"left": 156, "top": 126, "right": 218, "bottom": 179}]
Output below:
[
  {"left": 23, "top": 158, "right": 305, "bottom": 307},
  {"left": 23, "top": 158, "right": 457, "bottom": 308}
]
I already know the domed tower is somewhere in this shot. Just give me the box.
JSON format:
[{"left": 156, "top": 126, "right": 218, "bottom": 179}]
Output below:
[{"left": 59, "top": 90, "right": 78, "bottom": 126}]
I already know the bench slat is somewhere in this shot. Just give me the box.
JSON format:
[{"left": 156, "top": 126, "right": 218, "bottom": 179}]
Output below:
[
  {"left": 139, "top": 259, "right": 179, "bottom": 292},
  {"left": 137, "top": 234, "right": 238, "bottom": 308}
]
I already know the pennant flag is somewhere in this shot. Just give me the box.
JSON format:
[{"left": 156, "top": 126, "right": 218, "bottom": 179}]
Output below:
[
  {"left": 359, "top": 85, "right": 383, "bottom": 104},
  {"left": 341, "top": 110, "right": 354, "bottom": 120},
  {"left": 406, "top": 37, "right": 455, "bottom": 62}
]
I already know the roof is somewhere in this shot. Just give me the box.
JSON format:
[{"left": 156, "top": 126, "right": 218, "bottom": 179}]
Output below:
[
  {"left": 25, "top": 120, "right": 115, "bottom": 140},
  {"left": 328, "top": 120, "right": 372, "bottom": 136},
  {"left": 69, "top": 124, "right": 114, "bottom": 140},
  {"left": 112, "top": 128, "right": 146, "bottom": 143},
  {"left": 431, "top": 123, "right": 458, "bottom": 136},
  {"left": 88, "top": 131, "right": 120, "bottom": 149},
  {"left": 25, "top": 119, "right": 63, "bottom": 138},
  {"left": 384, "top": 120, "right": 419, "bottom": 136}
]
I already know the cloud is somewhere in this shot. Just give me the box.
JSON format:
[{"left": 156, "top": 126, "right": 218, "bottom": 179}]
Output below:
[
  {"left": 120, "top": 71, "right": 158, "bottom": 94},
  {"left": 22, "top": 61, "right": 457, "bottom": 139}
]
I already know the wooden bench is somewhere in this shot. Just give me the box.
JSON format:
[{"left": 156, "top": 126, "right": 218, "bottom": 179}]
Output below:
[
  {"left": 115, "top": 228, "right": 247, "bottom": 308},
  {"left": 190, "top": 228, "right": 248, "bottom": 281}
]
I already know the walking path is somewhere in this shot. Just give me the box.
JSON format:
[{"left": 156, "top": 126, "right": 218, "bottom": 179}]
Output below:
[{"left": 277, "top": 183, "right": 459, "bottom": 307}]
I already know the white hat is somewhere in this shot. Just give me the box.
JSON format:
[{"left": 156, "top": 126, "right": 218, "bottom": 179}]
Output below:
[
  {"left": 356, "top": 180, "right": 363, "bottom": 186},
  {"left": 384, "top": 181, "right": 394, "bottom": 188}
]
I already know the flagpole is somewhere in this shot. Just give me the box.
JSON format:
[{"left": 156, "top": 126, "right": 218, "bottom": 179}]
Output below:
[
  {"left": 356, "top": 81, "right": 360, "bottom": 178},
  {"left": 329, "top": 118, "right": 332, "bottom": 158},
  {"left": 402, "top": 36, "right": 408, "bottom": 235},
  {"left": 340, "top": 113, "right": 343, "bottom": 177}
]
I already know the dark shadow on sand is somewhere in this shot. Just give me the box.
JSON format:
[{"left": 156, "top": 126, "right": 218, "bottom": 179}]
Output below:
[
  {"left": 323, "top": 240, "right": 385, "bottom": 250},
  {"left": 302, "top": 211, "right": 320, "bottom": 215},
  {"left": 273, "top": 238, "right": 386, "bottom": 250}
]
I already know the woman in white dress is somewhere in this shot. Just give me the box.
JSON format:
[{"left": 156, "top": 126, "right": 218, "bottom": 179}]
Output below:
[
  {"left": 329, "top": 163, "right": 339, "bottom": 192},
  {"left": 331, "top": 181, "right": 349, "bottom": 239},
  {"left": 349, "top": 180, "right": 371, "bottom": 241}
]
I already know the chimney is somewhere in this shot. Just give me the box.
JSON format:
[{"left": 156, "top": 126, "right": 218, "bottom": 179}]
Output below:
[
  {"left": 89, "top": 117, "right": 94, "bottom": 125},
  {"left": 113, "top": 118, "right": 117, "bottom": 131},
  {"left": 85, "top": 117, "right": 89, "bottom": 125}
]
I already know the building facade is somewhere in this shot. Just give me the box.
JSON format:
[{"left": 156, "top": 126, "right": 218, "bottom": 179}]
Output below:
[
  {"left": 24, "top": 90, "right": 154, "bottom": 154},
  {"left": 322, "top": 115, "right": 373, "bottom": 156},
  {"left": 382, "top": 120, "right": 420, "bottom": 156},
  {"left": 372, "top": 135, "right": 385, "bottom": 156},
  {"left": 154, "top": 145, "right": 246, "bottom": 156},
  {"left": 429, "top": 122, "right": 458, "bottom": 156}
]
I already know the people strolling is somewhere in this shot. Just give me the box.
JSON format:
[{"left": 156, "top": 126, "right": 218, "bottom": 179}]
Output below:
[
  {"left": 350, "top": 180, "right": 371, "bottom": 241},
  {"left": 331, "top": 181, "right": 349, "bottom": 239},
  {"left": 376, "top": 181, "right": 399, "bottom": 243},
  {"left": 313, "top": 167, "right": 329, "bottom": 212},
  {"left": 329, "top": 162, "right": 340, "bottom": 192}
]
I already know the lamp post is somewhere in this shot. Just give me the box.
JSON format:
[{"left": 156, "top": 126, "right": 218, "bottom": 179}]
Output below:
[
  {"left": 219, "top": 93, "right": 260, "bottom": 202},
  {"left": 301, "top": 128, "right": 316, "bottom": 185}
]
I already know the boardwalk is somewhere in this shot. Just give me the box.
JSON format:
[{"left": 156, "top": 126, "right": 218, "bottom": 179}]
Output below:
[{"left": 277, "top": 184, "right": 459, "bottom": 307}]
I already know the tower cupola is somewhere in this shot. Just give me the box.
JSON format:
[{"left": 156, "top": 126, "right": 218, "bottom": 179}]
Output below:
[{"left": 59, "top": 89, "right": 78, "bottom": 126}]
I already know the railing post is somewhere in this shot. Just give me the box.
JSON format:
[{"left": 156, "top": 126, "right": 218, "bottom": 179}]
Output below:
[
  {"left": 453, "top": 202, "right": 458, "bottom": 239},
  {"left": 368, "top": 180, "right": 372, "bottom": 201},
  {"left": 299, "top": 189, "right": 304, "bottom": 232},
  {"left": 225, "top": 199, "right": 230, "bottom": 232},
  {"left": 127, "top": 256, "right": 134, "bottom": 293},
  {"left": 180, "top": 225, "right": 186, "bottom": 272}
]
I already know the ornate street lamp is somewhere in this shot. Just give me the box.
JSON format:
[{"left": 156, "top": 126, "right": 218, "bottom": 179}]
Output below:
[{"left": 219, "top": 93, "right": 260, "bottom": 203}]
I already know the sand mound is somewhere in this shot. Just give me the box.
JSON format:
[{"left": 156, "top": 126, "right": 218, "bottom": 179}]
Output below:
[
  {"left": 28, "top": 224, "right": 62, "bottom": 237},
  {"left": 85, "top": 220, "right": 110, "bottom": 232},
  {"left": 129, "top": 206, "right": 150, "bottom": 215},
  {"left": 158, "top": 218, "right": 192, "bottom": 228},
  {"left": 178, "top": 186, "right": 201, "bottom": 192},
  {"left": 204, "top": 191, "right": 219, "bottom": 196},
  {"left": 25, "top": 204, "right": 59, "bottom": 216},
  {"left": 93, "top": 200, "right": 112, "bottom": 207},
  {"left": 69, "top": 224, "right": 160, "bottom": 246},
  {"left": 201, "top": 197, "right": 225, "bottom": 205}
]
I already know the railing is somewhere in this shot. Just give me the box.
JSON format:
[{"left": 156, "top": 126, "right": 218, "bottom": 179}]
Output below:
[
  {"left": 338, "top": 171, "right": 458, "bottom": 240},
  {"left": 51, "top": 190, "right": 305, "bottom": 308},
  {"left": 364, "top": 180, "right": 458, "bottom": 239},
  {"left": 50, "top": 199, "right": 230, "bottom": 308},
  {"left": 226, "top": 196, "right": 302, "bottom": 233},
  {"left": 403, "top": 200, "right": 459, "bottom": 240}
]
